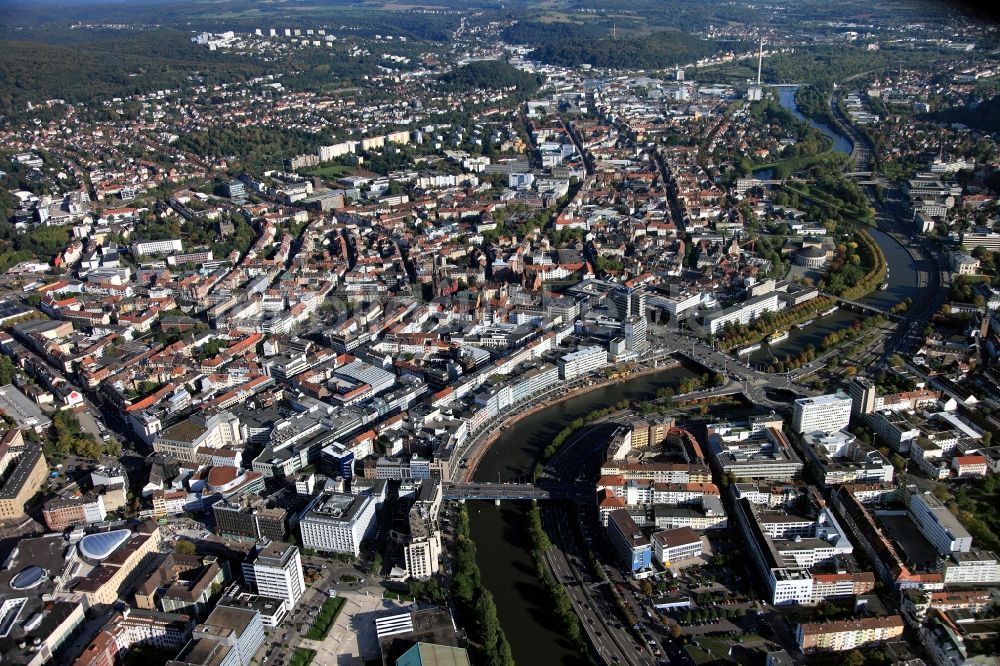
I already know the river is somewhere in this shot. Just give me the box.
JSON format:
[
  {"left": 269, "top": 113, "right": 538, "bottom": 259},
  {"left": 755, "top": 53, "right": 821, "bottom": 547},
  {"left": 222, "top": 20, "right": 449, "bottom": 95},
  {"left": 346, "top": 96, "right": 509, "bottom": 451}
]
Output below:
[
  {"left": 753, "top": 86, "right": 852, "bottom": 180},
  {"left": 750, "top": 225, "right": 920, "bottom": 364},
  {"left": 466, "top": 84, "right": 918, "bottom": 664},
  {"left": 748, "top": 87, "right": 917, "bottom": 364},
  {"left": 468, "top": 365, "right": 698, "bottom": 665}
]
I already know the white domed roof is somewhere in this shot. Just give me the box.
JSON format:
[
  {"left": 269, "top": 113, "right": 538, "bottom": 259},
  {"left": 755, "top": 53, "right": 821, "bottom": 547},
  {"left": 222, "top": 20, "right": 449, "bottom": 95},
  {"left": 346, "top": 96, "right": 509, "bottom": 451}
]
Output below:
[{"left": 78, "top": 529, "right": 131, "bottom": 562}]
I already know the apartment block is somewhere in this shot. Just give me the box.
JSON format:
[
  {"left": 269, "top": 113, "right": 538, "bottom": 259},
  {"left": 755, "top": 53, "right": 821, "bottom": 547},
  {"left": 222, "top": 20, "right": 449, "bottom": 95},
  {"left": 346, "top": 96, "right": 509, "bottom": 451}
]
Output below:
[
  {"left": 796, "top": 615, "right": 904, "bottom": 652},
  {"left": 0, "top": 429, "right": 47, "bottom": 521},
  {"left": 557, "top": 345, "right": 608, "bottom": 380},
  {"left": 43, "top": 493, "right": 106, "bottom": 530}
]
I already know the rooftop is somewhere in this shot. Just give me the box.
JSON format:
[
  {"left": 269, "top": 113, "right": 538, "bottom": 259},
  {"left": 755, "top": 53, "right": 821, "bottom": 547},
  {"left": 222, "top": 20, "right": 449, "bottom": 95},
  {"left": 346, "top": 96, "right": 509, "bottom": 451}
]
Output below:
[
  {"left": 199, "top": 604, "right": 257, "bottom": 636},
  {"left": 303, "top": 492, "right": 371, "bottom": 524}
]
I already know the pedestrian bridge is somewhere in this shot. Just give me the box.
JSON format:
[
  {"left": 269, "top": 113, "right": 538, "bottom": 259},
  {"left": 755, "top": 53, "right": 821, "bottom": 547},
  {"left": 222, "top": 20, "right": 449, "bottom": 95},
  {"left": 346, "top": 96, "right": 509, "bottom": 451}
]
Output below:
[
  {"left": 443, "top": 482, "right": 575, "bottom": 501},
  {"left": 834, "top": 296, "right": 900, "bottom": 320}
]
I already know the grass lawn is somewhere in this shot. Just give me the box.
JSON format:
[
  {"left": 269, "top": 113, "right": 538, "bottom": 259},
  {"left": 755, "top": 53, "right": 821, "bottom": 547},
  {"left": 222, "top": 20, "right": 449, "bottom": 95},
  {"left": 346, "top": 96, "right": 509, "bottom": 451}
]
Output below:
[
  {"left": 288, "top": 648, "right": 316, "bottom": 666},
  {"left": 304, "top": 164, "right": 354, "bottom": 178},
  {"left": 685, "top": 636, "right": 733, "bottom": 664},
  {"left": 304, "top": 597, "right": 347, "bottom": 641},
  {"left": 953, "top": 477, "right": 1000, "bottom": 553}
]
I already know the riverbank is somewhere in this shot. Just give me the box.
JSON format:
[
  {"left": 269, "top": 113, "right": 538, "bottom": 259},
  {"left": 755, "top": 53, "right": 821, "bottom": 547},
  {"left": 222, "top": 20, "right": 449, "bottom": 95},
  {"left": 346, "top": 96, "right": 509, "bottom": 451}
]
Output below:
[
  {"left": 453, "top": 504, "right": 514, "bottom": 666},
  {"left": 528, "top": 503, "right": 595, "bottom": 663},
  {"left": 461, "top": 357, "right": 682, "bottom": 481},
  {"left": 466, "top": 364, "right": 702, "bottom": 664}
]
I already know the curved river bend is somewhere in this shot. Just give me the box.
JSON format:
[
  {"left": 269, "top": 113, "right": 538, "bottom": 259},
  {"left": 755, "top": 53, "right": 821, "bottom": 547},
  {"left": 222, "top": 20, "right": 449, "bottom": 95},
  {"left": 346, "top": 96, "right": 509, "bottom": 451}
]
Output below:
[
  {"left": 469, "top": 367, "right": 697, "bottom": 665},
  {"left": 750, "top": 87, "right": 919, "bottom": 364}
]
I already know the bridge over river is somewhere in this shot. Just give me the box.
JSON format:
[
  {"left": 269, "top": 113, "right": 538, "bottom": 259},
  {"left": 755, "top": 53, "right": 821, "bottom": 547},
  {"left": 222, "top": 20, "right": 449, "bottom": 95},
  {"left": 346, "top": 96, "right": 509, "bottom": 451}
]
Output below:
[{"left": 443, "top": 481, "right": 576, "bottom": 501}]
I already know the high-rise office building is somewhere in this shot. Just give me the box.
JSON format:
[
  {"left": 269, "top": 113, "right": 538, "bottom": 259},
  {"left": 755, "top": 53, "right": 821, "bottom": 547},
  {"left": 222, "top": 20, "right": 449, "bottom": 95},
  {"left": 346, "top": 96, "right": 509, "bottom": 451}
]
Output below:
[
  {"left": 241, "top": 541, "right": 304, "bottom": 611},
  {"left": 299, "top": 492, "right": 376, "bottom": 556},
  {"left": 848, "top": 377, "right": 877, "bottom": 416},
  {"left": 792, "top": 393, "right": 853, "bottom": 434},
  {"left": 610, "top": 286, "right": 646, "bottom": 320}
]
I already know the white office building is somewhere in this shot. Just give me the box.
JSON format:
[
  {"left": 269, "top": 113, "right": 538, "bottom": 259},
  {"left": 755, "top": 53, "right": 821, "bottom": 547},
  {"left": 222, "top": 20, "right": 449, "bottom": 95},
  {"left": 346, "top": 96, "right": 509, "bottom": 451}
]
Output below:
[
  {"left": 299, "top": 492, "right": 376, "bottom": 556},
  {"left": 192, "top": 606, "right": 265, "bottom": 666},
  {"left": 132, "top": 238, "right": 183, "bottom": 257},
  {"left": 558, "top": 346, "right": 608, "bottom": 380},
  {"left": 241, "top": 541, "right": 305, "bottom": 611},
  {"left": 702, "top": 292, "right": 781, "bottom": 335},
  {"left": 401, "top": 481, "right": 442, "bottom": 580},
  {"left": 908, "top": 491, "right": 972, "bottom": 555},
  {"left": 792, "top": 394, "right": 853, "bottom": 434}
]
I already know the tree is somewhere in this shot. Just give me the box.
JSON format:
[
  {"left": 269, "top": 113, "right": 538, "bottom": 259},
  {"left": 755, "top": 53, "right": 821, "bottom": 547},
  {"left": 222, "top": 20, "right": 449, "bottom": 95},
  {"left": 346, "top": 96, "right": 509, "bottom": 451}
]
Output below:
[
  {"left": 0, "top": 357, "right": 15, "bottom": 385},
  {"left": 843, "top": 650, "right": 865, "bottom": 666},
  {"left": 174, "top": 540, "right": 197, "bottom": 555},
  {"left": 670, "top": 623, "right": 683, "bottom": 639}
]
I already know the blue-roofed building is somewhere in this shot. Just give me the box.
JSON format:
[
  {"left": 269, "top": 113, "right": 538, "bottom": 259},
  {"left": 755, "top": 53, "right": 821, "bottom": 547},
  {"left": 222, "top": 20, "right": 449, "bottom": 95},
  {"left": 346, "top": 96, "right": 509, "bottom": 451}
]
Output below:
[
  {"left": 0, "top": 533, "right": 87, "bottom": 665},
  {"left": 321, "top": 442, "right": 355, "bottom": 478},
  {"left": 9, "top": 566, "right": 46, "bottom": 591}
]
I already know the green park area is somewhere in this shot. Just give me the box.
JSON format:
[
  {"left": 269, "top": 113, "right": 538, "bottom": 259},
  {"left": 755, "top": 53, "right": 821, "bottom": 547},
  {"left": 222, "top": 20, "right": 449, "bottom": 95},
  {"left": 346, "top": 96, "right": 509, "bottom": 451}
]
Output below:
[
  {"left": 288, "top": 648, "right": 316, "bottom": 666},
  {"left": 304, "top": 597, "right": 347, "bottom": 641}
]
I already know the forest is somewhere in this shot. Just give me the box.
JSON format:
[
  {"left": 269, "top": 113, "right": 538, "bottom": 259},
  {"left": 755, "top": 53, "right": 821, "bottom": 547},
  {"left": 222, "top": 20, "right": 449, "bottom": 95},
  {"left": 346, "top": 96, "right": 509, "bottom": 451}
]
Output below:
[
  {"left": 0, "top": 1, "right": 461, "bottom": 41},
  {"left": 698, "top": 44, "right": 945, "bottom": 89},
  {"left": 176, "top": 125, "right": 335, "bottom": 172},
  {"left": 795, "top": 84, "right": 837, "bottom": 127},
  {"left": 438, "top": 61, "right": 541, "bottom": 99},
  {"left": 0, "top": 29, "right": 267, "bottom": 117},
  {"left": 501, "top": 19, "right": 614, "bottom": 46},
  {"left": 923, "top": 95, "right": 1000, "bottom": 135},
  {"left": 528, "top": 30, "right": 727, "bottom": 70}
]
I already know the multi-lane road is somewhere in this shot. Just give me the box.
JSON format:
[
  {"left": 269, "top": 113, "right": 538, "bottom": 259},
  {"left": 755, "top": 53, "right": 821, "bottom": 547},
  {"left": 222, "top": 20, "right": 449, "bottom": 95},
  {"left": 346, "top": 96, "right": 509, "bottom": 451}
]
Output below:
[
  {"left": 537, "top": 422, "right": 663, "bottom": 664},
  {"left": 830, "top": 89, "right": 949, "bottom": 368}
]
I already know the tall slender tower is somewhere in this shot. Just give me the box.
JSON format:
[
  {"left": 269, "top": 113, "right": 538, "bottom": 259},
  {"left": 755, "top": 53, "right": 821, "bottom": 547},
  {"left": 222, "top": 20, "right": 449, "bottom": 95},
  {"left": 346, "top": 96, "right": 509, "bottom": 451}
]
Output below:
[{"left": 757, "top": 38, "right": 763, "bottom": 85}]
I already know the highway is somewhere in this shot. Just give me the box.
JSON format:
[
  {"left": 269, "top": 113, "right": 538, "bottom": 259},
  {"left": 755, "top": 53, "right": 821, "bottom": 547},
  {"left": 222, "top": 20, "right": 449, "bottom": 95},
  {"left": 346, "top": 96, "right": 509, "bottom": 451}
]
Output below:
[
  {"left": 647, "top": 324, "right": 821, "bottom": 412},
  {"left": 830, "top": 91, "right": 949, "bottom": 369},
  {"left": 539, "top": 422, "right": 661, "bottom": 665}
]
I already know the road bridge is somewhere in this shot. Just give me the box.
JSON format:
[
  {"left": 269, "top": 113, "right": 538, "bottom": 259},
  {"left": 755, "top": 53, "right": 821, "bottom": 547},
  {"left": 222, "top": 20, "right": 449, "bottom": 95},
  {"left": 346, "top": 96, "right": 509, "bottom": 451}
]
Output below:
[{"left": 443, "top": 482, "right": 575, "bottom": 501}]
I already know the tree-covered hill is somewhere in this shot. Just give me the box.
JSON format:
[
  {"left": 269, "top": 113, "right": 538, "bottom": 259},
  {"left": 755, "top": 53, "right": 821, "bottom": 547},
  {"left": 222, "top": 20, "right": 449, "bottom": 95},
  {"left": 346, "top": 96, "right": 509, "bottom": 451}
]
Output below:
[
  {"left": 439, "top": 60, "right": 541, "bottom": 99},
  {"left": 923, "top": 95, "right": 1000, "bottom": 135},
  {"left": 0, "top": 29, "right": 266, "bottom": 116},
  {"left": 528, "top": 31, "right": 732, "bottom": 70}
]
